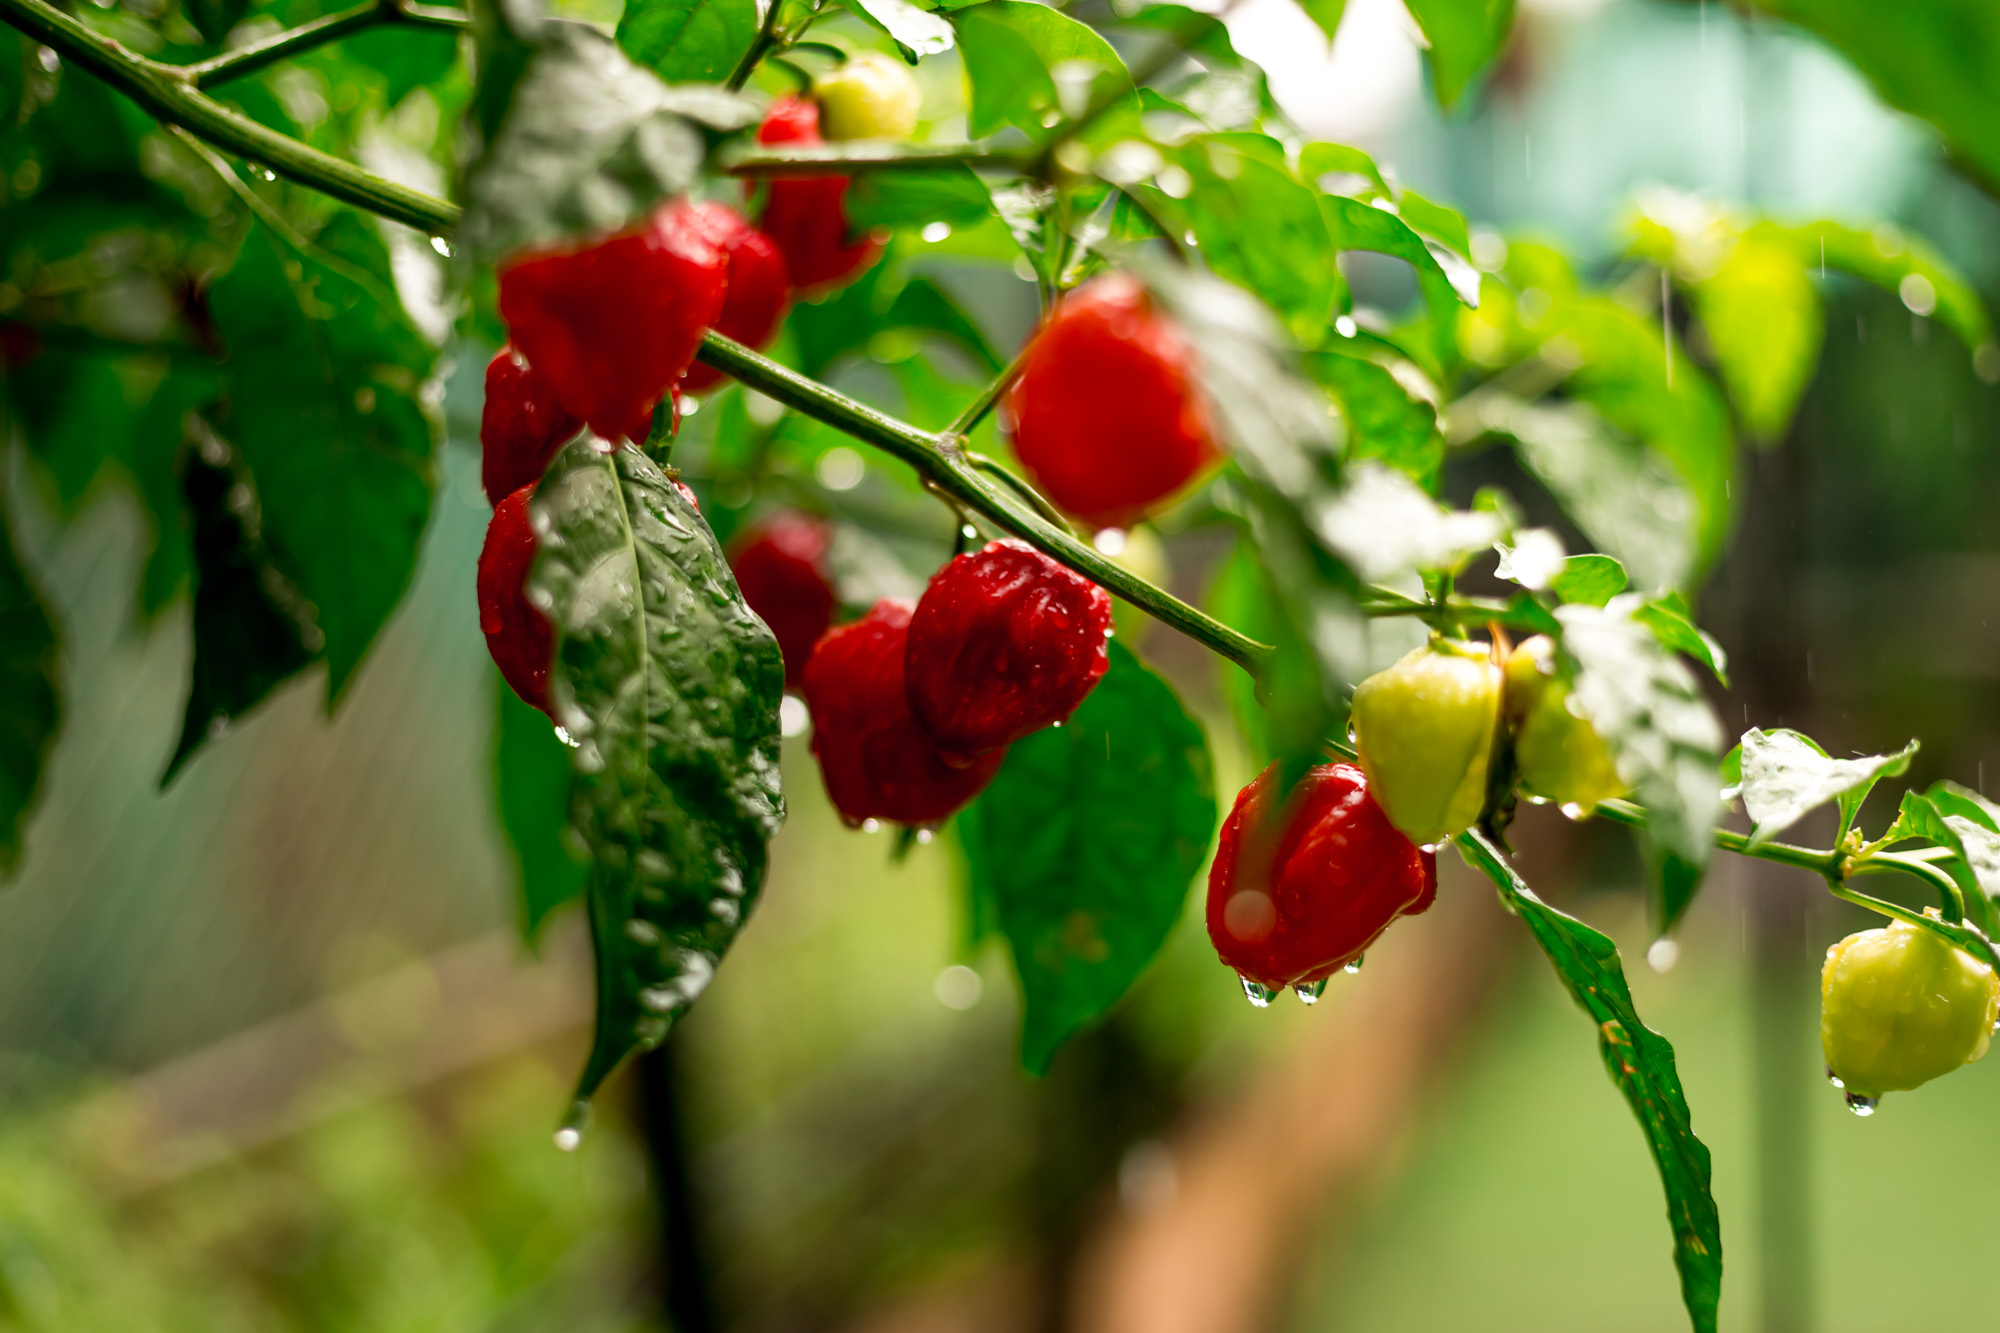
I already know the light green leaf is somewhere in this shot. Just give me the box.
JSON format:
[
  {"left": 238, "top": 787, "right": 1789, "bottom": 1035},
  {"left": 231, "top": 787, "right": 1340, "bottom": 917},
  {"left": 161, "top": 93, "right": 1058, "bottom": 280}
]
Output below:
[
  {"left": 845, "top": 0, "right": 956, "bottom": 59},
  {"left": 1784, "top": 219, "right": 1995, "bottom": 358},
  {"left": 1459, "top": 829, "right": 1721, "bottom": 1333},
  {"left": 959, "top": 642, "right": 1215, "bottom": 1072},
  {"left": 1317, "top": 461, "right": 1505, "bottom": 583},
  {"left": 1737, "top": 728, "right": 1917, "bottom": 846},
  {"left": 953, "top": 0, "right": 1130, "bottom": 139},
  {"left": 1404, "top": 0, "right": 1517, "bottom": 108},
  {"left": 616, "top": 0, "right": 759, "bottom": 82},
  {"left": 1297, "top": 0, "right": 1347, "bottom": 43},
  {"left": 1307, "top": 349, "right": 1443, "bottom": 491},
  {"left": 1550, "top": 553, "right": 1627, "bottom": 606},
  {"left": 1691, "top": 229, "right": 1822, "bottom": 439},
  {"left": 1633, "top": 593, "right": 1728, "bottom": 685},
  {"left": 1298, "top": 141, "right": 1389, "bottom": 197},
  {"left": 530, "top": 437, "right": 785, "bottom": 1114}
]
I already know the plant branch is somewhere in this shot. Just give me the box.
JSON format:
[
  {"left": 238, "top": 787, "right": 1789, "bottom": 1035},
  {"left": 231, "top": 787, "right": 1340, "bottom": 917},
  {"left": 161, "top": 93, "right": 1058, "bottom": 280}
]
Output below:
[
  {"left": 181, "top": 0, "right": 466, "bottom": 89},
  {"left": 0, "top": 0, "right": 458, "bottom": 233},
  {"left": 943, "top": 343, "right": 1028, "bottom": 438},
  {"left": 693, "top": 333, "right": 1271, "bottom": 673}
]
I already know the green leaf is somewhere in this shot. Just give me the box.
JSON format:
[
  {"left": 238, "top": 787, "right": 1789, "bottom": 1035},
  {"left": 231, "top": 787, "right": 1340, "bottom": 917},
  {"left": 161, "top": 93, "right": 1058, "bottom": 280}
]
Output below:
[
  {"left": 1555, "top": 597, "right": 1723, "bottom": 934},
  {"left": 1888, "top": 789, "right": 2000, "bottom": 938},
  {"left": 1788, "top": 219, "right": 1994, "bottom": 357},
  {"left": 616, "top": 0, "right": 759, "bottom": 83},
  {"left": 162, "top": 427, "right": 321, "bottom": 786},
  {"left": 1319, "top": 194, "right": 1477, "bottom": 307},
  {"left": 0, "top": 506, "right": 59, "bottom": 880},
  {"left": 1306, "top": 349, "right": 1443, "bottom": 491},
  {"left": 1736, "top": 728, "right": 1917, "bottom": 846},
  {"left": 1298, "top": 141, "right": 1390, "bottom": 198},
  {"left": 494, "top": 674, "right": 589, "bottom": 944},
  {"left": 1404, "top": 0, "right": 1516, "bottom": 108},
  {"left": 1317, "top": 461, "right": 1505, "bottom": 584},
  {"left": 1549, "top": 553, "right": 1627, "bottom": 606},
  {"left": 959, "top": 642, "right": 1216, "bottom": 1072},
  {"left": 1297, "top": 0, "right": 1347, "bottom": 44},
  {"left": 1458, "top": 830, "right": 1720, "bottom": 1333},
  {"left": 845, "top": 163, "right": 995, "bottom": 233},
  {"left": 844, "top": 0, "right": 956, "bottom": 59},
  {"left": 460, "top": 22, "right": 760, "bottom": 261},
  {"left": 785, "top": 263, "right": 1001, "bottom": 379},
  {"left": 1690, "top": 228, "right": 1822, "bottom": 439},
  {"left": 529, "top": 438, "right": 785, "bottom": 1113},
  {"left": 207, "top": 218, "right": 437, "bottom": 702},
  {"left": 1632, "top": 593, "right": 1728, "bottom": 685},
  {"left": 1478, "top": 397, "right": 1695, "bottom": 593},
  {"left": 953, "top": 0, "right": 1129, "bottom": 139},
  {"left": 1395, "top": 187, "right": 1472, "bottom": 256},
  {"left": 1749, "top": 0, "right": 2000, "bottom": 203}
]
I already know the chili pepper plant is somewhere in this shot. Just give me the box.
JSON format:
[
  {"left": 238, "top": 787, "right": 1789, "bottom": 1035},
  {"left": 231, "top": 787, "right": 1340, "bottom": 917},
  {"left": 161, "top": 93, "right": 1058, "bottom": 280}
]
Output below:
[{"left": 1, "top": 0, "right": 1998, "bottom": 1328}]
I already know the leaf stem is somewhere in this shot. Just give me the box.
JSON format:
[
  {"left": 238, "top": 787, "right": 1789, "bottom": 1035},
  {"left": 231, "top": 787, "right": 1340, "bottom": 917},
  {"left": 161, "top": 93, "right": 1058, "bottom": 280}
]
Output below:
[
  {"left": 0, "top": 0, "right": 459, "bottom": 233},
  {"left": 180, "top": 0, "right": 466, "bottom": 89},
  {"left": 963, "top": 452, "right": 1072, "bottom": 534},
  {"left": 694, "top": 332, "right": 1271, "bottom": 673},
  {"left": 943, "top": 343, "right": 1028, "bottom": 437}
]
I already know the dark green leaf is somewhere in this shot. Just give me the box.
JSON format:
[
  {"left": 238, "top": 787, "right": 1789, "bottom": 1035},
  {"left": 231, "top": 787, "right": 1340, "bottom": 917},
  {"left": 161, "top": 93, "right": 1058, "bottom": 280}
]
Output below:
[
  {"left": 953, "top": 0, "right": 1129, "bottom": 139},
  {"left": 1550, "top": 553, "right": 1627, "bottom": 606},
  {"left": 844, "top": 0, "right": 956, "bottom": 59},
  {"left": 163, "top": 426, "right": 321, "bottom": 786},
  {"left": 207, "top": 218, "right": 436, "bottom": 702},
  {"left": 617, "top": 0, "right": 759, "bottom": 83},
  {"left": 959, "top": 642, "right": 1215, "bottom": 1072},
  {"left": 1459, "top": 830, "right": 1720, "bottom": 1333},
  {"left": 786, "top": 264, "right": 1001, "bottom": 378},
  {"left": 530, "top": 438, "right": 784, "bottom": 1113},
  {"left": 1404, "top": 0, "right": 1516, "bottom": 108},
  {"left": 494, "top": 673, "right": 589, "bottom": 944},
  {"left": 460, "top": 22, "right": 759, "bottom": 260},
  {"left": 0, "top": 505, "right": 59, "bottom": 880},
  {"left": 1306, "top": 348, "right": 1443, "bottom": 490},
  {"left": 1556, "top": 598, "right": 1723, "bottom": 934}
]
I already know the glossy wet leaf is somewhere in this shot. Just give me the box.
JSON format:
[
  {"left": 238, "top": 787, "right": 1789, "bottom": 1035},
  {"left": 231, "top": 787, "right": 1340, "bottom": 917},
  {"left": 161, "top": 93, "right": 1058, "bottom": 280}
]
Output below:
[
  {"left": 207, "top": 217, "right": 436, "bottom": 703},
  {"left": 1633, "top": 593, "right": 1728, "bottom": 685},
  {"left": 163, "top": 428, "right": 321, "bottom": 786},
  {"left": 1459, "top": 830, "right": 1720, "bottom": 1333},
  {"left": 1555, "top": 597, "right": 1723, "bottom": 933},
  {"left": 460, "top": 22, "right": 759, "bottom": 261},
  {"left": 617, "top": 0, "right": 759, "bottom": 83},
  {"left": 529, "top": 437, "right": 784, "bottom": 1112},
  {"left": 845, "top": 0, "right": 956, "bottom": 60},
  {"left": 1550, "top": 554, "right": 1627, "bottom": 606},
  {"left": 1736, "top": 728, "right": 1917, "bottom": 846},
  {"left": 1306, "top": 349, "right": 1443, "bottom": 490},
  {"left": 953, "top": 0, "right": 1129, "bottom": 139},
  {"left": 958, "top": 642, "right": 1215, "bottom": 1073},
  {"left": 0, "top": 509, "right": 59, "bottom": 880},
  {"left": 494, "top": 674, "right": 589, "bottom": 944}
]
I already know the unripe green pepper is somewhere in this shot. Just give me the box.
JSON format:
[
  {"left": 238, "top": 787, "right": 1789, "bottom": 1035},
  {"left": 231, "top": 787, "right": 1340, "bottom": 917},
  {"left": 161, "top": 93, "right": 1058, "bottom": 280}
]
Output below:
[
  {"left": 1503, "top": 635, "right": 1627, "bottom": 812},
  {"left": 1821, "top": 917, "right": 1999, "bottom": 1100},
  {"left": 1351, "top": 638, "right": 1501, "bottom": 846},
  {"left": 813, "top": 52, "right": 923, "bottom": 142}
]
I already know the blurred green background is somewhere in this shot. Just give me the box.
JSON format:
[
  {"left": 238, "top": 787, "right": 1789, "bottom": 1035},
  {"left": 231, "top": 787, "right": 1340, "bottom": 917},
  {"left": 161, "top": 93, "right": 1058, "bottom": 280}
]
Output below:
[{"left": 6, "top": 0, "right": 2000, "bottom": 1328}]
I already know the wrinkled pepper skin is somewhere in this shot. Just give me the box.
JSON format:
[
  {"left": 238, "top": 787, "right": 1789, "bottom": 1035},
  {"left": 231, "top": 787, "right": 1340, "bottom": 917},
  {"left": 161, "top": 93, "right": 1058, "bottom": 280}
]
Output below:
[
  {"left": 1822, "top": 918, "right": 2000, "bottom": 1099},
  {"left": 803, "top": 599, "right": 1004, "bottom": 825},
  {"left": 480, "top": 347, "right": 581, "bottom": 506},
  {"left": 497, "top": 200, "right": 726, "bottom": 446},
  {"left": 479, "top": 485, "right": 555, "bottom": 715},
  {"left": 728, "top": 512, "right": 838, "bottom": 689},
  {"left": 754, "top": 97, "right": 880, "bottom": 296},
  {"left": 1207, "top": 762, "right": 1435, "bottom": 988},
  {"left": 1352, "top": 639, "right": 1502, "bottom": 847},
  {"left": 904, "top": 539, "right": 1112, "bottom": 763},
  {"left": 1004, "top": 274, "right": 1221, "bottom": 529},
  {"left": 1503, "top": 635, "right": 1627, "bottom": 811},
  {"left": 679, "top": 201, "right": 792, "bottom": 395}
]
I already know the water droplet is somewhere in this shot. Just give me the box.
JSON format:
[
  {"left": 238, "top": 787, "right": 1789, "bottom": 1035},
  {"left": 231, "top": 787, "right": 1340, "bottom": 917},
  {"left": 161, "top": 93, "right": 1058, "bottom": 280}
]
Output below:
[
  {"left": 934, "top": 964, "right": 982, "bottom": 1009},
  {"left": 1560, "top": 802, "right": 1586, "bottom": 821},
  {"left": 429, "top": 235, "right": 453, "bottom": 258},
  {"left": 1845, "top": 1091, "right": 1879, "bottom": 1117},
  {"left": 1051, "top": 720, "right": 1063, "bottom": 728},
  {"left": 960, "top": 524, "right": 979, "bottom": 543},
  {"left": 861, "top": 818, "right": 882, "bottom": 834},
  {"left": 921, "top": 221, "right": 951, "bottom": 243},
  {"left": 1334, "top": 314, "right": 1357, "bottom": 338},
  {"left": 779, "top": 695, "right": 810, "bottom": 737},
  {"left": 1239, "top": 975, "right": 1277, "bottom": 1008},
  {"left": 1646, "top": 938, "right": 1680, "bottom": 973},
  {"left": 255, "top": 166, "right": 276, "bottom": 182},
  {"left": 553, "top": 1127, "right": 582, "bottom": 1152},
  {"left": 1294, "top": 978, "right": 1329, "bottom": 1005},
  {"left": 1344, "top": 954, "right": 1365, "bottom": 975},
  {"left": 1825, "top": 1065, "right": 1845, "bottom": 1090},
  {"left": 1093, "top": 527, "right": 1128, "bottom": 557},
  {"left": 915, "top": 827, "right": 936, "bottom": 845}
]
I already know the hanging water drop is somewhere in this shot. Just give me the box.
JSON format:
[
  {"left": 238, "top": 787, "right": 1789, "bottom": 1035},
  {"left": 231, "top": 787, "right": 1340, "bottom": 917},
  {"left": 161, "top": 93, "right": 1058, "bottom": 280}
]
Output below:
[
  {"left": 861, "top": 818, "right": 882, "bottom": 834},
  {"left": 1560, "top": 802, "right": 1586, "bottom": 821},
  {"left": 553, "top": 1127, "right": 582, "bottom": 1152},
  {"left": 1344, "top": 954, "right": 1365, "bottom": 975},
  {"left": 1825, "top": 1065, "right": 1844, "bottom": 1090},
  {"left": 1294, "top": 978, "right": 1329, "bottom": 1005},
  {"left": 1844, "top": 1091, "right": 1879, "bottom": 1117},
  {"left": 915, "top": 826, "right": 936, "bottom": 845},
  {"left": 1239, "top": 975, "right": 1277, "bottom": 1008}
]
